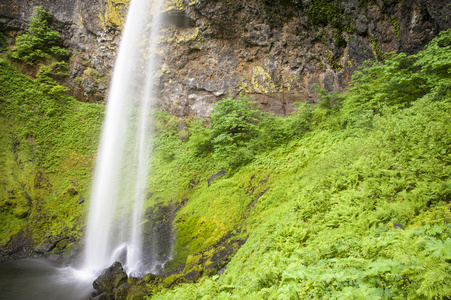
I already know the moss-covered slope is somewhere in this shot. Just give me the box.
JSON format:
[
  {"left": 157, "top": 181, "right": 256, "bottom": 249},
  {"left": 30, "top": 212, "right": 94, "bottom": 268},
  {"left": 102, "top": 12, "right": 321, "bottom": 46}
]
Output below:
[
  {"left": 144, "top": 29, "right": 451, "bottom": 299},
  {"left": 0, "top": 58, "right": 103, "bottom": 260}
]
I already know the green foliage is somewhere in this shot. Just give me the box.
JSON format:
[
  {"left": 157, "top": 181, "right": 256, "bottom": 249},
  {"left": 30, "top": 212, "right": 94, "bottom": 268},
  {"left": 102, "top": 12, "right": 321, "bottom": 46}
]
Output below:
[
  {"left": 415, "top": 29, "right": 451, "bottom": 87},
  {"left": 35, "top": 62, "right": 70, "bottom": 98},
  {"left": 147, "top": 29, "right": 451, "bottom": 300},
  {"left": 341, "top": 29, "right": 451, "bottom": 131},
  {"left": 210, "top": 95, "right": 261, "bottom": 148},
  {"left": 186, "top": 118, "right": 213, "bottom": 157},
  {"left": 2, "top": 15, "right": 451, "bottom": 300},
  {"left": 0, "top": 57, "right": 103, "bottom": 245},
  {"left": 11, "top": 6, "right": 70, "bottom": 65},
  {"left": 210, "top": 94, "right": 263, "bottom": 168},
  {"left": 186, "top": 95, "right": 313, "bottom": 170},
  {"left": 260, "top": 102, "right": 313, "bottom": 148},
  {"left": 342, "top": 52, "right": 429, "bottom": 126},
  {"left": 305, "top": 0, "right": 346, "bottom": 28}
]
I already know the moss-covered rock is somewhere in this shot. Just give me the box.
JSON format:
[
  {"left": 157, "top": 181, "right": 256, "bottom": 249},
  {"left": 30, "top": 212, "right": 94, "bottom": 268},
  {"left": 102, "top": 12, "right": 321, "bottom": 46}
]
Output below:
[
  {"left": 162, "top": 236, "right": 245, "bottom": 286},
  {"left": 93, "top": 261, "right": 128, "bottom": 295},
  {"left": 101, "top": 273, "right": 159, "bottom": 300}
]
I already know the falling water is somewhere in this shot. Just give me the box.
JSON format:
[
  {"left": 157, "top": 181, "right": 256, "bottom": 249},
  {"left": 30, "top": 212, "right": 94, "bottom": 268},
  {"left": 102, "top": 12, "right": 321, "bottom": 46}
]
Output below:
[{"left": 82, "top": 0, "right": 165, "bottom": 277}]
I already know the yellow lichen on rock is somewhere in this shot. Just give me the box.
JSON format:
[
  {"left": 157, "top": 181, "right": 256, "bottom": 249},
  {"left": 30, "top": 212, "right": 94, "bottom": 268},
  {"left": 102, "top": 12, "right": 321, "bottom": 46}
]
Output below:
[
  {"left": 158, "top": 28, "right": 176, "bottom": 44},
  {"left": 77, "top": 5, "right": 83, "bottom": 26},
  {"left": 177, "top": 27, "right": 199, "bottom": 43},
  {"left": 281, "top": 73, "right": 294, "bottom": 92},
  {"left": 236, "top": 77, "right": 252, "bottom": 93},
  {"left": 163, "top": 0, "right": 185, "bottom": 12},
  {"left": 251, "top": 65, "right": 276, "bottom": 94},
  {"left": 161, "top": 63, "right": 170, "bottom": 74},
  {"left": 158, "top": 27, "right": 200, "bottom": 45},
  {"left": 99, "top": 0, "right": 130, "bottom": 30}
]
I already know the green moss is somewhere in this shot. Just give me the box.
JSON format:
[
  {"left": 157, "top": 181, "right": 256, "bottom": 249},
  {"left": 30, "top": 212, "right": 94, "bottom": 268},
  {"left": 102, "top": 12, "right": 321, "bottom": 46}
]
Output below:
[
  {"left": 369, "top": 35, "right": 383, "bottom": 60},
  {"left": 0, "top": 57, "right": 103, "bottom": 247},
  {"left": 83, "top": 67, "right": 106, "bottom": 83},
  {"left": 13, "top": 206, "right": 29, "bottom": 219},
  {"left": 0, "top": 32, "right": 7, "bottom": 51},
  {"left": 162, "top": 274, "right": 182, "bottom": 286},
  {"left": 74, "top": 76, "right": 82, "bottom": 84},
  {"left": 305, "top": 0, "right": 347, "bottom": 29},
  {"left": 390, "top": 17, "right": 400, "bottom": 38}
]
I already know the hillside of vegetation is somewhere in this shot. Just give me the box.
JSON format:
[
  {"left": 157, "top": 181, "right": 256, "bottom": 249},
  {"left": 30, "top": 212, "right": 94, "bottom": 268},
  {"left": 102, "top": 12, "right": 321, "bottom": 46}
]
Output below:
[
  {"left": 0, "top": 8, "right": 103, "bottom": 259},
  {"left": 1, "top": 7, "right": 451, "bottom": 299},
  {"left": 143, "top": 29, "right": 451, "bottom": 299}
]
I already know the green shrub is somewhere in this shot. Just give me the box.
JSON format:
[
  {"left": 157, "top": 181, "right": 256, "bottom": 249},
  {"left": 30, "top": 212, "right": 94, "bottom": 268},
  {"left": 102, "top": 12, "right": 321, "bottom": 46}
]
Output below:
[
  {"left": 11, "top": 6, "right": 70, "bottom": 65},
  {"left": 209, "top": 94, "right": 263, "bottom": 168},
  {"left": 186, "top": 118, "right": 213, "bottom": 157},
  {"left": 186, "top": 95, "right": 314, "bottom": 170},
  {"left": 415, "top": 28, "right": 451, "bottom": 87},
  {"left": 35, "top": 62, "right": 69, "bottom": 98},
  {"left": 341, "top": 52, "right": 429, "bottom": 127},
  {"left": 259, "top": 102, "right": 312, "bottom": 148},
  {"left": 341, "top": 28, "right": 451, "bottom": 129}
]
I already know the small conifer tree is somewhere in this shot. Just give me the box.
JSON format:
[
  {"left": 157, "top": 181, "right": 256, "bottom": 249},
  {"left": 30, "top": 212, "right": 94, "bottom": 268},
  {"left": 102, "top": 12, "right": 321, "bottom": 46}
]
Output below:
[{"left": 12, "top": 6, "right": 69, "bottom": 65}]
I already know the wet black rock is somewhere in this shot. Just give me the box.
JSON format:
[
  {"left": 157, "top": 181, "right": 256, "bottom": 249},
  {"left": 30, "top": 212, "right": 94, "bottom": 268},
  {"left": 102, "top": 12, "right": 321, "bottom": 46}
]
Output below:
[
  {"left": 207, "top": 170, "right": 225, "bottom": 186},
  {"left": 36, "top": 238, "right": 59, "bottom": 253},
  {"left": 92, "top": 261, "right": 128, "bottom": 295},
  {"left": 183, "top": 269, "right": 201, "bottom": 282},
  {"left": 142, "top": 205, "right": 175, "bottom": 274},
  {"left": 392, "top": 223, "right": 404, "bottom": 230}
]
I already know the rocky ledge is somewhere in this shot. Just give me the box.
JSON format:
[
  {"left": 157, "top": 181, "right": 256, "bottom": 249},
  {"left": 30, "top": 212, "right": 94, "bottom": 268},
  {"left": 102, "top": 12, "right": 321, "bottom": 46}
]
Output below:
[{"left": 1, "top": 0, "right": 450, "bottom": 116}]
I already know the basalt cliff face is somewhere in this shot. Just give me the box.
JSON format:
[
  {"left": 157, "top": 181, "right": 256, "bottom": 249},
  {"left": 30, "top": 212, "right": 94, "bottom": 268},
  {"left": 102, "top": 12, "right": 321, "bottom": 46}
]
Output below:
[{"left": 1, "top": 0, "right": 450, "bottom": 116}]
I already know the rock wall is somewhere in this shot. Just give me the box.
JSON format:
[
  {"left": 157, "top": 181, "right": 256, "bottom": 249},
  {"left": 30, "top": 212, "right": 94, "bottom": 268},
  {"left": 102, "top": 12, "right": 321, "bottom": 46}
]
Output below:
[
  {"left": 1, "top": 0, "right": 128, "bottom": 103},
  {"left": 1, "top": 0, "right": 450, "bottom": 116},
  {"left": 157, "top": 0, "right": 451, "bottom": 116}
]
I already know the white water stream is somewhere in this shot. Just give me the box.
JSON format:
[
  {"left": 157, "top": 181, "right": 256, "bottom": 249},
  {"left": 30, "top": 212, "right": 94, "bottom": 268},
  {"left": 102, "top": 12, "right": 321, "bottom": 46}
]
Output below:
[{"left": 82, "top": 0, "right": 165, "bottom": 277}]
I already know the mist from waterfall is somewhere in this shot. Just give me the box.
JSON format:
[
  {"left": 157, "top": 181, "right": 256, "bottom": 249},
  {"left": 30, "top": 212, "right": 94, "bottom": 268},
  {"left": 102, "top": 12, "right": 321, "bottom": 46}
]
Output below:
[{"left": 82, "top": 0, "right": 165, "bottom": 277}]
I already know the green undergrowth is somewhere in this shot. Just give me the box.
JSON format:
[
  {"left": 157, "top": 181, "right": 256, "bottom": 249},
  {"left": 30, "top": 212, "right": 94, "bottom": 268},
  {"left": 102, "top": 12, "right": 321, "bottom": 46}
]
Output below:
[
  {"left": 1, "top": 9, "right": 451, "bottom": 299},
  {"left": 0, "top": 6, "right": 103, "bottom": 249},
  {"left": 145, "top": 29, "right": 451, "bottom": 299},
  {"left": 0, "top": 57, "right": 103, "bottom": 246}
]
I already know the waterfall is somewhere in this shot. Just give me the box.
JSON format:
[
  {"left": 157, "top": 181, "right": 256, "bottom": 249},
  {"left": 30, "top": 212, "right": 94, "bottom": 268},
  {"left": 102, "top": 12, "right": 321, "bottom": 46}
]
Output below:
[{"left": 82, "top": 0, "right": 165, "bottom": 277}]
